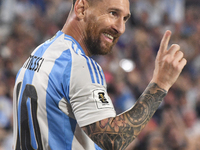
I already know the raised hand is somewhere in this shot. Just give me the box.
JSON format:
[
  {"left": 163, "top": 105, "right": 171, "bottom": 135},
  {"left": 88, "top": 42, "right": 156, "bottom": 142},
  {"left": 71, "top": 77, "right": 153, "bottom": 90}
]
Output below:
[
  {"left": 151, "top": 30, "right": 187, "bottom": 91},
  {"left": 82, "top": 30, "right": 187, "bottom": 150}
]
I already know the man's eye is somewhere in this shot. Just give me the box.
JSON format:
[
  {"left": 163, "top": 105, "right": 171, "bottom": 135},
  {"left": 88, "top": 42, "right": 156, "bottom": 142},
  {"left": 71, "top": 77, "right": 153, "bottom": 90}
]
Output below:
[{"left": 110, "top": 11, "right": 117, "bottom": 16}]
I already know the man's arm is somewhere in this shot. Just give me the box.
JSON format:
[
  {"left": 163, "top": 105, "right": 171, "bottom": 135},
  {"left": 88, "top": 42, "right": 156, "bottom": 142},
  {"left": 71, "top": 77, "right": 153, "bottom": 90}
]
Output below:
[
  {"left": 82, "top": 30, "right": 187, "bottom": 150},
  {"left": 82, "top": 82, "right": 166, "bottom": 150}
]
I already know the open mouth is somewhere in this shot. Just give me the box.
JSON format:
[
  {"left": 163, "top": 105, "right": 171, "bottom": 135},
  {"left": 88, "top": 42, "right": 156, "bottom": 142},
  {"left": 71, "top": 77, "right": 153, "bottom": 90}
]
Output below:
[{"left": 103, "top": 33, "right": 114, "bottom": 41}]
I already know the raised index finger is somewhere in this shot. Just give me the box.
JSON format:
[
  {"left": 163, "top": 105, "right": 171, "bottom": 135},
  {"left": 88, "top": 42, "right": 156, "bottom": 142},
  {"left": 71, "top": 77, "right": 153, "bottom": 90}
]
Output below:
[{"left": 159, "top": 30, "right": 172, "bottom": 53}]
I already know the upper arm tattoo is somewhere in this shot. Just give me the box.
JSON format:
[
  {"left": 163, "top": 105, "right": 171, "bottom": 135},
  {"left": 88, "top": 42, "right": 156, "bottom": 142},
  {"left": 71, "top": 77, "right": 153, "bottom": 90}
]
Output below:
[{"left": 82, "top": 83, "right": 167, "bottom": 150}]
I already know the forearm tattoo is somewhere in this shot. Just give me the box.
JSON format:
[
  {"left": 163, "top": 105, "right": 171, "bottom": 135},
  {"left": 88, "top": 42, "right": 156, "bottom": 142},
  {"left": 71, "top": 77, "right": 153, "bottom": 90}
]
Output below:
[{"left": 82, "top": 83, "right": 167, "bottom": 150}]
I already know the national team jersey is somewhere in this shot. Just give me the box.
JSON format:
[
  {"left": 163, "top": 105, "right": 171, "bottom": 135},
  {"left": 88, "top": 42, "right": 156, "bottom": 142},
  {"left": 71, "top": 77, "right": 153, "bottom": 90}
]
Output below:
[{"left": 13, "top": 31, "right": 116, "bottom": 150}]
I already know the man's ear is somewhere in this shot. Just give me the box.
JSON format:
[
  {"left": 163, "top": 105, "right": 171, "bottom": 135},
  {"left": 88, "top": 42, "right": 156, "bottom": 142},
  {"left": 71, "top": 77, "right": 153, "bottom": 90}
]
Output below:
[{"left": 74, "top": 0, "right": 89, "bottom": 20}]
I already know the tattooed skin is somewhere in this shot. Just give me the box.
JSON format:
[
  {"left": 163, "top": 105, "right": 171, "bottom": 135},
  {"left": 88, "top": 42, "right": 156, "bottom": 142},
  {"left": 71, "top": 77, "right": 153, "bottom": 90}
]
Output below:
[{"left": 82, "top": 83, "right": 167, "bottom": 150}]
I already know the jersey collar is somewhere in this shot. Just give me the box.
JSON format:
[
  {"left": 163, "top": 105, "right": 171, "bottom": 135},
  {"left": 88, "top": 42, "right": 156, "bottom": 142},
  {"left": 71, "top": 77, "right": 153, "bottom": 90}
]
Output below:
[{"left": 58, "top": 31, "right": 86, "bottom": 55}]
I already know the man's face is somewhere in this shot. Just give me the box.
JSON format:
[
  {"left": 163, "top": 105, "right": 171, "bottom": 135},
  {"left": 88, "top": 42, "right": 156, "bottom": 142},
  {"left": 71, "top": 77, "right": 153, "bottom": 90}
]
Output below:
[{"left": 84, "top": 0, "right": 130, "bottom": 55}]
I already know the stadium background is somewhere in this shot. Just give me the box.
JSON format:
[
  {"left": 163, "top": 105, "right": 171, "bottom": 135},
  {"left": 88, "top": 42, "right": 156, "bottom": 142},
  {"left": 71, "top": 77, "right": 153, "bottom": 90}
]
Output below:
[{"left": 0, "top": 0, "right": 200, "bottom": 149}]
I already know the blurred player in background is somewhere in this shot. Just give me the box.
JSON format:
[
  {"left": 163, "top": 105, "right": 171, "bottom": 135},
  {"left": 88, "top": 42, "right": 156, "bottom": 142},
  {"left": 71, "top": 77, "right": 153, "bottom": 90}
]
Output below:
[{"left": 13, "top": 0, "right": 186, "bottom": 149}]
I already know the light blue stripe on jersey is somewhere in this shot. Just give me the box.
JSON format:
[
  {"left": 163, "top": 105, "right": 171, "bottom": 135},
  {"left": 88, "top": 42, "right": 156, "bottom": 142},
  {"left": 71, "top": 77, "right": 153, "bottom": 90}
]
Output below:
[
  {"left": 80, "top": 55, "right": 105, "bottom": 85},
  {"left": 17, "top": 31, "right": 63, "bottom": 149},
  {"left": 46, "top": 49, "right": 77, "bottom": 149},
  {"left": 71, "top": 42, "right": 80, "bottom": 55},
  {"left": 62, "top": 51, "right": 72, "bottom": 102},
  {"left": 89, "top": 58, "right": 100, "bottom": 84},
  {"left": 71, "top": 42, "right": 75, "bottom": 52},
  {"left": 95, "top": 61, "right": 104, "bottom": 86},
  {"left": 82, "top": 55, "right": 95, "bottom": 83},
  {"left": 27, "top": 97, "right": 37, "bottom": 148},
  {"left": 64, "top": 35, "right": 85, "bottom": 55}
]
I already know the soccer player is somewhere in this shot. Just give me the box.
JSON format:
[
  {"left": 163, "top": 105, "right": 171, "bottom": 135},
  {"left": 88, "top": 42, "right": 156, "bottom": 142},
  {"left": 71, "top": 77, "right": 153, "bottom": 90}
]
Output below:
[{"left": 12, "top": 0, "right": 187, "bottom": 149}]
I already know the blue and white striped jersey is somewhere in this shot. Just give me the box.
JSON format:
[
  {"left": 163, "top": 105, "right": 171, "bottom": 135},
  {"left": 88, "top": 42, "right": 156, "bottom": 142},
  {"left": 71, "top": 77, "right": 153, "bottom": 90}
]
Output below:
[{"left": 13, "top": 31, "right": 116, "bottom": 150}]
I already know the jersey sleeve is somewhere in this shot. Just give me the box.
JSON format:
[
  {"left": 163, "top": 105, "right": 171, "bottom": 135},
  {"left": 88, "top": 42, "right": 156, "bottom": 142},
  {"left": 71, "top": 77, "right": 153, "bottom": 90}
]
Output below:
[{"left": 67, "top": 50, "right": 116, "bottom": 127}]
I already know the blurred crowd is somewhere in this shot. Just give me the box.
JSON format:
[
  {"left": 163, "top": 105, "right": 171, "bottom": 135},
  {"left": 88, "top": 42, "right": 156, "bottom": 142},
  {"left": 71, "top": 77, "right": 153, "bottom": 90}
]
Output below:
[{"left": 1, "top": 0, "right": 200, "bottom": 149}]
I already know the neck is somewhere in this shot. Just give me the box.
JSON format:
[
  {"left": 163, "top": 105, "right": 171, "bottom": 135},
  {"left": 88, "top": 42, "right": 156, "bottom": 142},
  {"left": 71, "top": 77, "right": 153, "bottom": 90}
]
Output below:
[{"left": 61, "top": 12, "right": 91, "bottom": 56}]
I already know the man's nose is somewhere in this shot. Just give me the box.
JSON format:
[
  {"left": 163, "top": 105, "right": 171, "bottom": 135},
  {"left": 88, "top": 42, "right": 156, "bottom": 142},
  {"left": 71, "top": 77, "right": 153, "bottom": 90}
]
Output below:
[{"left": 113, "top": 18, "right": 126, "bottom": 35}]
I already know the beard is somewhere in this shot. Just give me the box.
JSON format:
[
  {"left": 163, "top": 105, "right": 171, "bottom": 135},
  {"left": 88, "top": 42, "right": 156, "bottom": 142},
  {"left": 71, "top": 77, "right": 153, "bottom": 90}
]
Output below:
[{"left": 84, "top": 22, "right": 119, "bottom": 56}]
